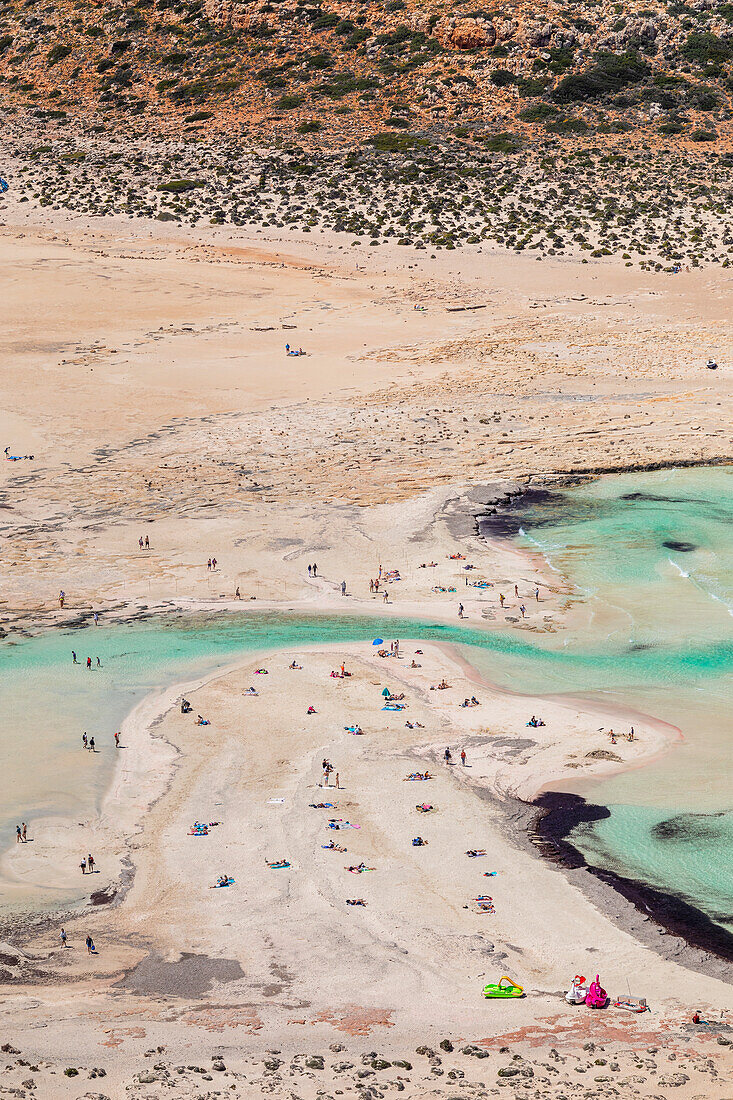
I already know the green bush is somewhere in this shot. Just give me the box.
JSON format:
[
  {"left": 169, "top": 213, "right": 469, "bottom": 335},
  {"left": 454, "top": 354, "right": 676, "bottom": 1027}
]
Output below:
[
  {"left": 553, "top": 51, "right": 650, "bottom": 102},
  {"left": 480, "top": 131, "right": 522, "bottom": 152},
  {"left": 490, "top": 68, "right": 515, "bottom": 86},
  {"left": 184, "top": 110, "right": 214, "bottom": 121},
  {"left": 690, "top": 127, "right": 717, "bottom": 141},
  {"left": 297, "top": 119, "right": 321, "bottom": 132},
  {"left": 366, "top": 131, "right": 428, "bottom": 153},
  {"left": 0, "top": 34, "right": 13, "bottom": 53},
  {"left": 277, "top": 93, "right": 304, "bottom": 108},
  {"left": 519, "top": 102, "right": 559, "bottom": 122},
  {"left": 48, "top": 44, "right": 72, "bottom": 65},
  {"left": 157, "top": 178, "right": 204, "bottom": 192},
  {"left": 682, "top": 32, "right": 732, "bottom": 65}
]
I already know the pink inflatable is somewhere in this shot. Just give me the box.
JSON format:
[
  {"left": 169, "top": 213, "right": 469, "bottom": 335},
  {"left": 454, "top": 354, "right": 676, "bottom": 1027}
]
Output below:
[{"left": 585, "top": 974, "right": 607, "bottom": 1009}]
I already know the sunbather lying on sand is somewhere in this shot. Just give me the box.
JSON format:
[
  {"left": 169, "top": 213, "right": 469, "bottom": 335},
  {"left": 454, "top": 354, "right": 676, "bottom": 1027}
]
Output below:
[
  {"left": 255, "top": 668, "right": 268, "bottom": 675},
  {"left": 346, "top": 898, "right": 367, "bottom": 906},
  {"left": 289, "top": 661, "right": 302, "bottom": 669},
  {"left": 210, "top": 875, "right": 234, "bottom": 888},
  {"left": 461, "top": 696, "right": 481, "bottom": 707},
  {"left": 266, "top": 859, "right": 290, "bottom": 869},
  {"left": 322, "top": 841, "right": 347, "bottom": 852},
  {"left": 466, "top": 849, "right": 487, "bottom": 857},
  {"left": 415, "top": 803, "right": 435, "bottom": 813},
  {"left": 196, "top": 715, "right": 210, "bottom": 725},
  {"left": 404, "top": 772, "right": 433, "bottom": 781},
  {"left": 346, "top": 863, "right": 374, "bottom": 873},
  {"left": 243, "top": 687, "right": 258, "bottom": 696},
  {"left": 404, "top": 720, "right": 425, "bottom": 729}
]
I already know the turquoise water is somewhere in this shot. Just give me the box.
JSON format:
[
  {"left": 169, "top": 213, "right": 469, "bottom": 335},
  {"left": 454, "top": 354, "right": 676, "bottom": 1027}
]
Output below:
[
  {"left": 1, "top": 466, "right": 732, "bottom": 926},
  {"left": 508, "top": 466, "right": 733, "bottom": 929}
]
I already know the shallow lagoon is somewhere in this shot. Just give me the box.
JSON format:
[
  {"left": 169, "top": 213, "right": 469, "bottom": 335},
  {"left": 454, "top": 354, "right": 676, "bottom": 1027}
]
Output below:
[{"left": 1, "top": 467, "right": 731, "bottom": 927}]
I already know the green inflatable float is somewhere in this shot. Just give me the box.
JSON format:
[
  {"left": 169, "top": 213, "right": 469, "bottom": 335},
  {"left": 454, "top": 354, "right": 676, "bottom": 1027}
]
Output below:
[{"left": 483, "top": 976, "right": 524, "bottom": 999}]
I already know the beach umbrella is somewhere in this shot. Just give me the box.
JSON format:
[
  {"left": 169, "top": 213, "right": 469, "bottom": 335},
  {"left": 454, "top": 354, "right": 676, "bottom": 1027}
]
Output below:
[
  {"left": 372, "top": 638, "right": 383, "bottom": 645},
  {"left": 382, "top": 687, "right": 391, "bottom": 697}
]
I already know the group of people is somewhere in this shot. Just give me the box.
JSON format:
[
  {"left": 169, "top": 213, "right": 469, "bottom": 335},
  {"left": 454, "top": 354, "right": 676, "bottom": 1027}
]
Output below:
[
  {"left": 609, "top": 727, "right": 635, "bottom": 744},
  {"left": 59, "top": 929, "right": 95, "bottom": 954},
  {"left": 72, "top": 652, "right": 102, "bottom": 669},
  {"left": 15, "top": 822, "right": 28, "bottom": 843},
  {"left": 80, "top": 853, "right": 96, "bottom": 874},
  {"left": 444, "top": 748, "right": 468, "bottom": 766},
  {"left": 137, "top": 535, "right": 151, "bottom": 550},
  {"left": 206, "top": 557, "right": 218, "bottom": 570}
]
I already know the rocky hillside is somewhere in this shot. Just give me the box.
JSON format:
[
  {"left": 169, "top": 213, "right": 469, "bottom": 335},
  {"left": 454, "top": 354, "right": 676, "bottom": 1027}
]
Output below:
[{"left": 1, "top": 0, "right": 733, "bottom": 148}]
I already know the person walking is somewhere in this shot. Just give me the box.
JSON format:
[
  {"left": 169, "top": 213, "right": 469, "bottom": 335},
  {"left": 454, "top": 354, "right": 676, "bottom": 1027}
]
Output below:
[
  {"left": 514, "top": 584, "right": 519, "bottom": 598},
  {"left": 145, "top": 535, "right": 150, "bottom": 550},
  {"left": 80, "top": 857, "right": 87, "bottom": 875},
  {"left": 21, "top": 822, "right": 27, "bottom": 842},
  {"left": 341, "top": 580, "right": 347, "bottom": 596},
  {"left": 235, "top": 586, "right": 241, "bottom": 599},
  {"left": 96, "top": 656, "right": 102, "bottom": 667},
  {"left": 520, "top": 604, "right": 526, "bottom": 618},
  {"left": 460, "top": 749, "right": 467, "bottom": 766},
  {"left": 212, "top": 557, "right": 217, "bottom": 570},
  {"left": 60, "top": 928, "right": 67, "bottom": 948},
  {"left": 86, "top": 656, "right": 92, "bottom": 669},
  {"left": 59, "top": 590, "right": 65, "bottom": 608},
  {"left": 72, "top": 650, "right": 78, "bottom": 664},
  {"left": 499, "top": 593, "right": 505, "bottom": 608},
  {"left": 93, "top": 612, "right": 99, "bottom": 626},
  {"left": 313, "top": 563, "right": 318, "bottom": 577},
  {"left": 139, "top": 536, "right": 144, "bottom": 550},
  {"left": 207, "top": 558, "right": 212, "bottom": 571},
  {"left": 535, "top": 587, "right": 540, "bottom": 602},
  {"left": 308, "top": 565, "right": 312, "bottom": 577},
  {"left": 444, "top": 747, "right": 452, "bottom": 764},
  {"left": 335, "top": 772, "right": 340, "bottom": 789},
  {"left": 87, "top": 853, "right": 95, "bottom": 873},
  {"left": 82, "top": 732, "right": 88, "bottom": 749},
  {"left": 85, "top": 935, "right": 94, "bottom": 954},
  {"left": 15, "top": 825, "right": 21, "bottom": 844},
  {"left": 458, "top": 603, "right": 464, "bottom": 618},
  {"left": 89, "top": 736, "right": 95, "bottom": 752},
  {"left": 114, "top": 731, "right": 120, "bottom": 748}
]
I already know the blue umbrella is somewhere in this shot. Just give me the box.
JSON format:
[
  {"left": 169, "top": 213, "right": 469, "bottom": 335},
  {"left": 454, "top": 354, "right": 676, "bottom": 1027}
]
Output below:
[{"left": 372, "top": 638, "right": 383, "bottom": 645}]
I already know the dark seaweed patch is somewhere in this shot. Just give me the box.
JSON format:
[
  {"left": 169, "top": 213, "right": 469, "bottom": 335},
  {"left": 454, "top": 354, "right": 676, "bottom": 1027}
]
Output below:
[
  {"left": 651, "top": 812, "right": 726, "bottom": 843},
  {"left": 663, "top": 540, "right": 697, "bottom": 552}
]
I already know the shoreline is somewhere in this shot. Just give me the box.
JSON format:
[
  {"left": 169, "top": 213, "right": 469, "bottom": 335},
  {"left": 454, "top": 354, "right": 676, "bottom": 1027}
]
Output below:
[{"left": 2, "top": 626, "right": 728, "bottom": 993}]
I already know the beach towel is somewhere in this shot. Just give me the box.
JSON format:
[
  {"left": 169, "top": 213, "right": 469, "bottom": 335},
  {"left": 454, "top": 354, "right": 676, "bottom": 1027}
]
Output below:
[
  {"left": 382, "top": 704, "right": 405, "bottom": 711},
  {"left": 267, "top": 860, "right": 291, "bottom": 869},
  {"left": 211, "top": 878, "right": 235, "bottom": 888}
]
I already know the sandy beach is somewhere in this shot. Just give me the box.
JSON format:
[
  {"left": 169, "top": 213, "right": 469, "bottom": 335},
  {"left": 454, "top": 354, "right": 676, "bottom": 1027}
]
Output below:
[
  {"left": 0, "top": 206, "right": 732, "bottom": 1097},
  {"left": 1, "top": 639, "right": 732, "bottom": 1097}
]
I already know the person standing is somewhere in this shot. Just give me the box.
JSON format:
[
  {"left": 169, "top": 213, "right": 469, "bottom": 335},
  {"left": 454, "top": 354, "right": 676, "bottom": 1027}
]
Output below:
[
  {"left": 514, "top": 584, "right": 519, "bottom": 598},
  {"left": 85, "top": 935, "right": 94, "bottom": 954},
  {"left": 460, "top": 749, "right": 467, "bottom": 766},
  {"left": 139, "top": 536, "right": 144, "bottom": 550},
  {"left": 87, "top": 853, "right": 95, "bottom": 873},
  {"left": 444, "top": 747, "right": 452, "bottom": 764},
  {"left": 212, "top": 557, "right": 217, "bottom": 570},
  {"left": 60, "top": 928, "right": 67, "bottom": 948},
  {"left": 335, "top": 772, "right": 340, "bottom": 789},
  {"left": 207, "top": 558, "right": 211, "bottom": 571},
  {"left": 535, "top": 587, "right": 540, "bottom": 602},
  {"left": 21, "top": 822, "right": 27, "bottom": 842},
  {"left": 145, "top": 535, "right": 150, "bottom": 550},
  {"left": 89, "top": 736, "right": 95, "bottom": 752},
  {"left": 499, "top": 593, "right": 505, "bottom": 608},
  {"left": 15, "top": 825, "right": 21, "bottom": 844},
  {"left": 114, "top": 731, "right": 120, "bottom": 748},
  {"left": 458, "top": 603, "right": 464, "bottom": 618},
  {"left": 86, "top": 657, "right": 92, "bottom": 669},
  {"left": 59, "top": 590, "right": 65, "bottom": 608},
  {"left": 341, "top": 580, "right": 346, "bottom": 596},
  {"left": 520, "top": 604, "right": 526, "bottom": 618},
  {"left": 313, "top": 563, "right": 318, "bottom": 577},
  {"left": 235, "top": 586, "right": 241, "bottom": 599},
  {"left": 80, "top": 857, "right": 87, "bottom": 875},
  {"left": 93, "top": 612, "right": 99, "bottom": 626},
  {"left": 72, "top": 650, "right": 78, "bottom": 664},
  {"left": 82, "top": 732, "right": 88, "bottom": 749}
]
